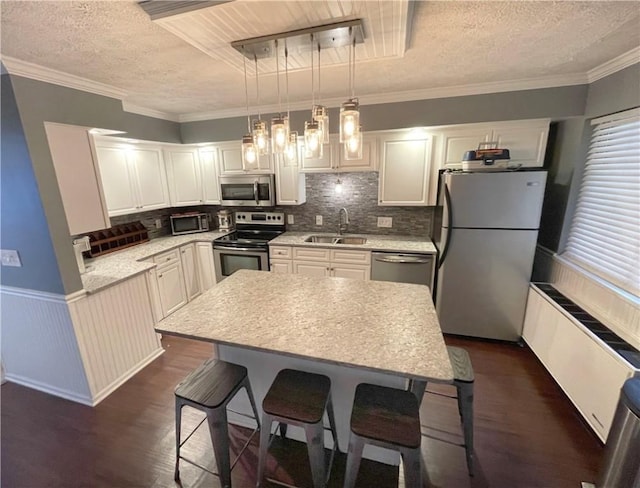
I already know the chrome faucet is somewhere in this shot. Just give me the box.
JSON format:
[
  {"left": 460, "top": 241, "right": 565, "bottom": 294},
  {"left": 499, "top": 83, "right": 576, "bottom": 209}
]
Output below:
[{"left": 338, "top": 207, "right": 350, "bottom": 235}]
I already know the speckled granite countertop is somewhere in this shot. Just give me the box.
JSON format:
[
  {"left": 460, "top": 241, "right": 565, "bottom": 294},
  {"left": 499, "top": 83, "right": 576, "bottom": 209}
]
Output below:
[
  {"left": 269, "top": 232, "right": 437, "bottom": 253},
  {"left": 81, "top": 231, "right": 229, "bottom": 294},
  {"left": 156, "top": 270, "right": 453, "bottom": 383}
]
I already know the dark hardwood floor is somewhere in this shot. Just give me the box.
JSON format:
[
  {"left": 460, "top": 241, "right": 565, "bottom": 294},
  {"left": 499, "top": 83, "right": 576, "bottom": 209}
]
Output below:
[{"left": 1, "top": 335, "right": 603, "bottom": 488}]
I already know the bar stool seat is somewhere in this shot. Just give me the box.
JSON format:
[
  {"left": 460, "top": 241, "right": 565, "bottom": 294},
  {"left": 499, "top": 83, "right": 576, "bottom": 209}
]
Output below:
[
  {"left": 257, "top": 369, "right": 338, "bottom": 488},
  {"left": 344, "top": 383, "right": 424, "bottom": 488},
  {"left": 423, "top": 345, "right": 475, "bottom": 476},
  {"left": 174, "top": 357, "right": 260, "bottom": 488}
]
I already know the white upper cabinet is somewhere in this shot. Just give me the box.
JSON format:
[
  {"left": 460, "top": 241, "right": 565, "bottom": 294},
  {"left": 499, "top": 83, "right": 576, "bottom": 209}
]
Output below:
[
  {"left": 434, "top": 119, "right": 550, "bottom": 169},
  {"left": 378, "top": 132, "right": 433, "bottom": 206},
  {"left": 130, "top": 147, "right": 170, "bottom": 211},
  {"left": 94, "top": 138, "right": 171, "bottom": 217},
  {"left": 45, "top": 123, "right": 111, "bottom": 235},
  {"left": 275, "top": 154, "right": 306, "bottom": 205},
  {"left": 300, "top": 134, "right": 377, "bottom": 173},
  {"left": 216, "top": 140, "right": 274, "bottom": 175},
  {"left": 164, "top": 147, "right": 203, "bottom": 206},
  {"left": 198, "top": 147, "right": 221, "bottom": 204}
]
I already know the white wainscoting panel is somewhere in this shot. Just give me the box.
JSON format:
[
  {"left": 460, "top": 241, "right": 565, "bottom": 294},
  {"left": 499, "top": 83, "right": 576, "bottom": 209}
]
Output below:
[
  {"left": 68, "top": 274, "right": 163, "bottom": 405},
  {"left": 0, "top": 287, "right": 93, "bottom": 404},
  {"left": 550, "top": 256, "right": 640, "bottom": 350}
]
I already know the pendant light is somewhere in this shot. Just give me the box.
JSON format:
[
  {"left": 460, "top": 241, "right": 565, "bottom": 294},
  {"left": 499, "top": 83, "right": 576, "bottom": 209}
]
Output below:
[
  {"left": 252, "top": 55, "right": 269, "bottom": 156},
  {"left": 304, "top": 33, "right": 322, "bottom": 159},
  {"left": 284, "top": 43, "right": 299, "bottom": 167},
  {"left": 344, "top": 126, "right": 363, "bottom": 160},
  {"left": 313, "top": 42, "right": 329, "bottom": 145},
  {"left": 271, "top": 39, "right": 289, "bottom": 154},
  {"left": 340, "top": 27, "right": 361, "bottom": 158},
  {"left": 241, "top": 50, "right": 258, "bottom": 169}
]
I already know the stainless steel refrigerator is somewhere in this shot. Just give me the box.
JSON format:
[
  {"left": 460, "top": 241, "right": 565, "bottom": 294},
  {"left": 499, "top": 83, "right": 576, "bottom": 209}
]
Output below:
[{"left": 433, "top": 170, "right": 547, "bottom": 341}]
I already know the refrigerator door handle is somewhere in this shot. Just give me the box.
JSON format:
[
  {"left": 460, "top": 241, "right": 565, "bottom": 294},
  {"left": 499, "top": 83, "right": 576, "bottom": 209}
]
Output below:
[{"left": 438, "top": 183, "right": 453, "bottom": 268}]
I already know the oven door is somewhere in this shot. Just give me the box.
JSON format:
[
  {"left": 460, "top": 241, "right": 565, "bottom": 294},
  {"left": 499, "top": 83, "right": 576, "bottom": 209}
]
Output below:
[{"left": 214, "top": 246, "right": 269, "bottom": 282}]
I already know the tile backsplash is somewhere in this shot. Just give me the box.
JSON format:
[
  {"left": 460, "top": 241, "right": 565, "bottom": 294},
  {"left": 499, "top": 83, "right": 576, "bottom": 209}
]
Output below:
[{"left": 108, "top": 172, "right": 433, "bottom": 239}]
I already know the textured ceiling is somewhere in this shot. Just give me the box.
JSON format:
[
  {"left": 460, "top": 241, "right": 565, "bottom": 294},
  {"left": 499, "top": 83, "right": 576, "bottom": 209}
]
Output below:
[{"left": 1, "top": 1, "right": 639, "bottom": 119}]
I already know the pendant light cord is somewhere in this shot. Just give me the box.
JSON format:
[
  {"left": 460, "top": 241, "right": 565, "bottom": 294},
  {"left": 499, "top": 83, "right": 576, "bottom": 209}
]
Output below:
[
  {"left": 310, "top": 33, "right": 315, "bottom": 108},
  {"left": 285, "top": 44, "right": 290, "bottom": 120},
  {"left": 347, "top": 26, "right": 353, "bottom": 98},
  {"left": 352, "top": 35, "right": 356, "bottom": 99},
  {"left": 317, "top": 42, "right": 321, "bottom": 104},
  {"left": 275, "top": 39, "right": 282, "bottom": 116},
  {"left": 254, "top": 55, "right": 261, "bottom": 119},
  {"left": 242, "top": 48, "right": 250, "bottom": 132}
]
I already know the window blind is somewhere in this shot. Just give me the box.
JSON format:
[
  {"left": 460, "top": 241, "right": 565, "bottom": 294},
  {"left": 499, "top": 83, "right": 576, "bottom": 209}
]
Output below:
[{"left": 564, "top": 107, "right": 640, "bottom": 297}]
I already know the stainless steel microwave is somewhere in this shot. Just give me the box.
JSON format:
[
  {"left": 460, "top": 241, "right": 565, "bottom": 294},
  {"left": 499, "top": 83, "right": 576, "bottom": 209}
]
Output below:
[
  {"left": 170, "top": 213, "right": 209, "bottom": 235},
  {"left": 219, "top": 174, "right": 275, "bottom": 207}
]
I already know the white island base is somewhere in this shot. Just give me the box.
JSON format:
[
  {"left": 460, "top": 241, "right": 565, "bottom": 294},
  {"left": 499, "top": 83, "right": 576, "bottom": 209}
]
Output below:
[{"left": 216, "top": 343, "right": 407, "bottom": 466}]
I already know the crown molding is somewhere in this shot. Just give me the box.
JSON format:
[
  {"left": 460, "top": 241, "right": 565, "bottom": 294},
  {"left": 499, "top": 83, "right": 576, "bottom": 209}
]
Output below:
[
  {"left": 121, "top": 101, "right": 180, "bottom": 122},
  {"left": 178, "top": 72, "right": 589, "bottom": 122},
  {"left": 1, "top": 55, "right": 127, "bottom": 99},
  {"left": 587, "top": 46, "right": 640, "bottom": 83}
]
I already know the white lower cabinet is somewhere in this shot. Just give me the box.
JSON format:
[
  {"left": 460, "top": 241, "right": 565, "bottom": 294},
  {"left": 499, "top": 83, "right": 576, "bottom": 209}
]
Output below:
[
  {"left": 179, "top": 244, "right": 201, "bottom": 301},
  {"left": 196, "top": 242, "right": 217, "bottom": 290},
  {"left": 272, "top": 246, "right": 371, "bottom": 280},
  {"left": 156, "top": 260, "right": 188, "bottom": 318},
  {"left": 522, "top": 286, "right": 633, "bottom": 441}
]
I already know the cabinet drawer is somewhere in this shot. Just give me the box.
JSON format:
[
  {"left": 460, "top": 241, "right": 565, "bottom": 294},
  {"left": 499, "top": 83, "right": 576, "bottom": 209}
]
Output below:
[
  {"left": 270, "top": 246, "right": 292, "bottom": 259},
  {"left": 330, "top": 249, "right": 371, "bottom": 265},
  {"left": 292, "top": 247, "right": 331, "bottom": 261},
  {"left": 154, "top": 249, "right": 180, "bottom": 266}
]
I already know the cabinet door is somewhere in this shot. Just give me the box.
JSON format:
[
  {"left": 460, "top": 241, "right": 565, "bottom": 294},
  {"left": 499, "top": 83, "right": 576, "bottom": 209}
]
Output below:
[
  {"left": 145, "top": 267, "right": 164, "bottom": 323},
  {"left": 300, "top": 136, "right": 336, "bottom": 172},
  {"left": 156, "top": 261, "right": 188, "bottom": 317},
  {"left": 293, "top": 261, "right": 331, "bottom": 277},
  {"left": 164, "top": 148, "right": 203, "bottom": 206},
  {"left": 439, "top": 128, "right": 491, "bottom": 169},
  {"left": 217, "top": 141, "right": 245, "bottom": 174},
  {"left": 331, "top": 264, "right": 370, "bottom": 281},
  {"left": 45, "top": 123, "right": 110, "bottom": 234},
  {"left": 180, "top": 244, "right": 201, "bottom": 301},
  {"left": 338, "top": 133, "right": 378, "bottom": 172},
  {"left": 132, "top": 147, "right": 170, "bottom": 211},
  {"left": 378, "top": 135, "right": 432, "bottom": 206},
  {"left": 195, "top": 242, "right": 216, "bottom": 291},
  {"left": 492, "top": 124, "right": 549, "bottom": 167},
  {"left": 199, "top": 148, "right": 221, "bottom": 204},
  {"left": 275, "top": 155, "right": 306, "bottom": 205},
  {"left": 270, "top": 260, "right": 293, "bottom": 273},
  {"left": 94, "top": 144, "right": 139, "bottom": 216}
]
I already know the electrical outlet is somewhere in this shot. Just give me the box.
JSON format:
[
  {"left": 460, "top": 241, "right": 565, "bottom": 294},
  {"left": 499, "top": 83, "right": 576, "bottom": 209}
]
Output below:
[
  {"left": 155, "top": 219, "right": 162, "bottom": 229},
  {"left": 1, "top": 249, "right": 22, "bottom": 267},
  {"left": 287, "top": 214, "right": 295, "bottom": 225},
  {"left": 377, "top": 217, "right": 393, "bottom": 228},
  {"left": 315, "top": 215, "right": 323, "bottom": 226}
]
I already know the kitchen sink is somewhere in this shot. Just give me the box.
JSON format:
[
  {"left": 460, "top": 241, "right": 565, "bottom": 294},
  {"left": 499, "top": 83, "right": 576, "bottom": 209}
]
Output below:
[{"left": 304, "top": 235, "right": 367, "bottom": 245}]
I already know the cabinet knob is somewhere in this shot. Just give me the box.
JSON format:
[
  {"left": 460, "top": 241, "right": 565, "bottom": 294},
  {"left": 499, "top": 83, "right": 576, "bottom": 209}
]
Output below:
[
  {"left": 166, "top": 257, "right": 171, "bottom": 261},
  {"left": 158, "top": 274, "right": 163, "bottom": 278}
]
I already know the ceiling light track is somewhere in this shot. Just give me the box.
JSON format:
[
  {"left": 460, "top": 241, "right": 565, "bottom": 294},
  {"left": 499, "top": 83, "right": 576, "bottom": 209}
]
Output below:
[{"left": 231, "top": 19, "right": 365, "bottom": 60}]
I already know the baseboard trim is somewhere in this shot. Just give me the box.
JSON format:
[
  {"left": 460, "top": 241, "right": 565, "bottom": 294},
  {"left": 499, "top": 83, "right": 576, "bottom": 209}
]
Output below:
[
  {"left": 4, "top": 373, "right": 93, "bottom": 406},
  {"left": 90, "top": 347, "right": 165, "bottom": 406}
]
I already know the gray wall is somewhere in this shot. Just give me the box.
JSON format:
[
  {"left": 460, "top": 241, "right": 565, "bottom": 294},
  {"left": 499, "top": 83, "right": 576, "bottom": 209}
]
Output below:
[
  {"left": 181, "top": 85, "right": 589, "bottom": 143},
  {"left": 1, "top": 76, "right": 65, "bottom": 293},
  {"left": 585, "top": 63, "right": 640, "bottom": 118},
  {"left": 4, "top": 75, "right": 182, "bottom": 294}
]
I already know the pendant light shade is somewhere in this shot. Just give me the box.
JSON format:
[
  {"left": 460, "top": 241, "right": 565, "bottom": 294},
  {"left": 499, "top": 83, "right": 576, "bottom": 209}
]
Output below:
[
  {"left": 271, "top": 115, "right": 289, "bottom": 153},
  {"left": 252, "top": 119, "right": 269, "bottom": 155},
  {"left": 242, "top": 134, "right": 258, "bottom": 168},
  {"left": 304, "top": 120, "right": 322, "bottom": 159},
  {"left": 313, "top": 105, "right": 329, "bottom": 145},
  {"left": 344, "top": 126, "right": 363, "bottom": 160},
  {"left": 340, "top": 98, "right": 360, "bottom": 143},
  {"left": 285, "top": 131, "right": 299, "bottom": 166}
]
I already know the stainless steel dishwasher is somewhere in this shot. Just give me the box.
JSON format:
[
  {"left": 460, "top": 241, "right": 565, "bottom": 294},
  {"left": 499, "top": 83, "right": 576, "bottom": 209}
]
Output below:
[{"left": 371, "top": 252, "right": 435, "bottom": 290}]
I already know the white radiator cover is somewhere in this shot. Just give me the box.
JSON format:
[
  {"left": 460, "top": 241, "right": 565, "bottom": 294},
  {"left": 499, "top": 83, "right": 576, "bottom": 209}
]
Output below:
[{"left": 1, "top": 274, "right": 163, "bottom": 406}]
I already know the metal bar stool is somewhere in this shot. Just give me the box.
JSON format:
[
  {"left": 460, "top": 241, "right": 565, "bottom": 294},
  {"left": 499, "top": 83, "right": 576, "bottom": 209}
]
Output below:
[
  {"left": 256, "top": 368, "right": 339, "bottom": 488},
  {"left": 423, "top": 345, "right": 475, "bottom": 476},
  {"left": 174, "top": 357, "right": 261, "bottom": 488},
  {"left": 344, "top": 383, "right": 424, "bottom": 488}
]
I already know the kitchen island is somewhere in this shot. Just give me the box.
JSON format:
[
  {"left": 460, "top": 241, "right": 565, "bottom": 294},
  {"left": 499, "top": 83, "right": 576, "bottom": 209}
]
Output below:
[{"left": 156, "top": 269, "right": 453, "bottom": 464}]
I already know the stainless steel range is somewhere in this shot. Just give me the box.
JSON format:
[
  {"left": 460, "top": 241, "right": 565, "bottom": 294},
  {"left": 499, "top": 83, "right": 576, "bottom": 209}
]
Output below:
[{"left": 213, "top": 211, "right": 285, "bottom": 282}]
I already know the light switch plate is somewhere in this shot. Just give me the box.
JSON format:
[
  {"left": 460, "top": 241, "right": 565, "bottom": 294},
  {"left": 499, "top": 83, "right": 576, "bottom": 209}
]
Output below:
[
  {"left": 377, "top": 217, "right": 393, "bottom": 228},
  {"left": 315, "top": 215, "right": 323, "bottom": 225},
  {"left": 1, "top": 249, "right": 22, "bottom": 267},
  {"left": 155, "top": 219, "right": 162, "bottom": 229},
  {"left": 287, "top": 214, "right": 295, "bottom": 224}
]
